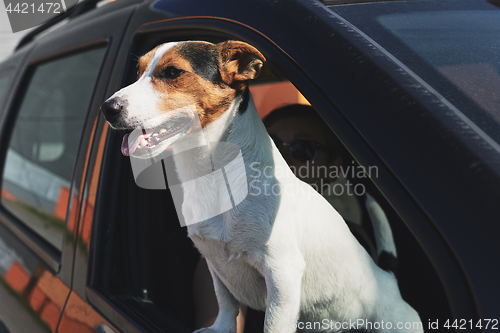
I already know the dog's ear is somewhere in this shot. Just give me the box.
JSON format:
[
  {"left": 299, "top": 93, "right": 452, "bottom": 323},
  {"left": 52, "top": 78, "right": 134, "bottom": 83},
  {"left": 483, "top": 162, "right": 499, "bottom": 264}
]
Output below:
[{"left": 218, "top": 41, "right": 266, "bottom": 86}]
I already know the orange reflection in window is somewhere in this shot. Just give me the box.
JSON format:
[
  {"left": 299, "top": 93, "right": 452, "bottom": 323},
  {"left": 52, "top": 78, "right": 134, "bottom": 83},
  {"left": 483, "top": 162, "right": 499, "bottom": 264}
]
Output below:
[
  {"left": 250, "top": 81, "right": 309, "bottom": 119},
  {"left": 59, "top": 291, "right": 116, "bottom": 333}
]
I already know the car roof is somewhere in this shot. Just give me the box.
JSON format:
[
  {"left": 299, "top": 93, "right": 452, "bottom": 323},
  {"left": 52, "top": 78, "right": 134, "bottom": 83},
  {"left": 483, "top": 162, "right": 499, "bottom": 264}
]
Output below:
[{"left": 14, "top": 0, "right": 141, "bottom": 51}]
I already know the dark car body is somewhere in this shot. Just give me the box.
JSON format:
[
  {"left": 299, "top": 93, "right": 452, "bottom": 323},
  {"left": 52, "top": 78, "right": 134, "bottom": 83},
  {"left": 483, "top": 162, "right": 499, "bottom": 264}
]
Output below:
[{"left": 0, "top": 0, "right": 499, "bottom": 332}]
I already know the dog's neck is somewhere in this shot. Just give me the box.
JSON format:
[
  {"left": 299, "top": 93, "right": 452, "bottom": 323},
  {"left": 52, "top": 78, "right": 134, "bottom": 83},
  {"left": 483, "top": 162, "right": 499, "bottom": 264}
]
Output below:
[
  {"left": 171, "top": 91, "right": 274, "bottom": 180},
  {"left": 170, "top": 90, "right": 284, "bottom": 227}
]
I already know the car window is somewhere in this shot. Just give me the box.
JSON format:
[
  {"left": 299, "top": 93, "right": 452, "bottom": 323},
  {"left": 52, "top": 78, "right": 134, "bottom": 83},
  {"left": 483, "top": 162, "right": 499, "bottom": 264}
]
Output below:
[
  {"left": 93, "top": 154, "right": 199, "bottom": 332},
  {"left": 331, "top": 1, "right": 500, "bottom": 145},
  {"left": 91, "top": 37, "right": 451, "bottom": 333},
  {"left": 377, "top": 10, "right": 500, "bottom": 137},
  {"left": 1, "top": 47, "right": 106, "bottom": 251}
]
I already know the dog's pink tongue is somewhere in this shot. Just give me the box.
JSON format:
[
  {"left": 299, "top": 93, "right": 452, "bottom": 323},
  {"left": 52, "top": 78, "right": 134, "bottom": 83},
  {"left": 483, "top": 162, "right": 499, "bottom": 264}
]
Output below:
[
  {"left": 121, "top": 133, "right": 134, "bottom": 156},
  {"left": 121, "top": 131, "right": 151, "bottom": 156}
]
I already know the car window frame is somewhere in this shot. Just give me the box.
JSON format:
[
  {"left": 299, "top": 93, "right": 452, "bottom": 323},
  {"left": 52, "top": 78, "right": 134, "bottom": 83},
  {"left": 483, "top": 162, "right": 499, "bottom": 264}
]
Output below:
[{"left": 0, "top": 69, "right": 14, "bottom": 108}]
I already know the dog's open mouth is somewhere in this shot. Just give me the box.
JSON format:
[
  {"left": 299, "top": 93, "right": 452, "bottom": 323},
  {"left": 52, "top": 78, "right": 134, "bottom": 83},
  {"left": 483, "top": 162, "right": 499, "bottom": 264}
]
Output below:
[{"left": 121, "top": 118, "right": 192, "bottom": 157}]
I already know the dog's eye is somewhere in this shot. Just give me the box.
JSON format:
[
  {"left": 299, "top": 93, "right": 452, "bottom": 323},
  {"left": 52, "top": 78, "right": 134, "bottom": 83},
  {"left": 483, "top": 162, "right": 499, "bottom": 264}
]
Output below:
[{"left": 159, "top": 66, "right": 185, "bottom": 79}]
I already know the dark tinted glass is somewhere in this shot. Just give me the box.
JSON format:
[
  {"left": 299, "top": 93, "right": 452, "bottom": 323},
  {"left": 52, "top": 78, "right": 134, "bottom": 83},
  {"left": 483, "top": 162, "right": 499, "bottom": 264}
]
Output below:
[
  {"left": 332, "top": 0, "right": 500, "bottom": 145},
  {"left": 1, "top": 47, "right": 106, "bottom": 251}
]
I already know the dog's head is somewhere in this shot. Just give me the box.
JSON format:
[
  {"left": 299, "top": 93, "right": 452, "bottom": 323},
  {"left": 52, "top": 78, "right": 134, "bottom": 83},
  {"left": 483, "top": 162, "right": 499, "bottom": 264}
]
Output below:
[{"left": 101, "top": 40, "right": 265, "bottom": 158}]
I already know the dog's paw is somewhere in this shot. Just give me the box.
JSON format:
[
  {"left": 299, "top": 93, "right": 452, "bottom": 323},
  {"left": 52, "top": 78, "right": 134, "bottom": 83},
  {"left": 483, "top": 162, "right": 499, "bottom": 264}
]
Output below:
[{"left": 193, "top": 327, "right": 236, "bottom": 333}]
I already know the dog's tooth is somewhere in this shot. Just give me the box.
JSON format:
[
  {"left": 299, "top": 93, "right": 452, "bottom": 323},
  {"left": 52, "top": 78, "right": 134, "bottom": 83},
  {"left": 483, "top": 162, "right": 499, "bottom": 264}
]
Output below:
[
  {"left": 155, "top": 137, "right": 160, "bottom": 141},
  {"left": 160, "top": 129, "right": 167, "bottom": 134},
  {"left": 153, "top": 133, "right": 158, "bottom": 137},
  {"left": 140, "top": 138, "right": 148, "bottom": 147}
]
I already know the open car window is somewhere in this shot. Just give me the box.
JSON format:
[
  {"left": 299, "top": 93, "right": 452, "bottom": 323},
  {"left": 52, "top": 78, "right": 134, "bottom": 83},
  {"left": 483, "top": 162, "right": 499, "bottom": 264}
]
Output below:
[{"left": 90, "top": 33, "right": 452, "bottom": 333}]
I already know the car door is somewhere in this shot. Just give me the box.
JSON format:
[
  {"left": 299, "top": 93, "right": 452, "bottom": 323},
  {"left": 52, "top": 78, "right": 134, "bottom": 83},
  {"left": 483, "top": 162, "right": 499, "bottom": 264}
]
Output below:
[
  {"left": 77, "top": 1, "right": 488, "bottom": 332},
  {"left": 0, "top": 2, "right": 138, "bottom": 333}
]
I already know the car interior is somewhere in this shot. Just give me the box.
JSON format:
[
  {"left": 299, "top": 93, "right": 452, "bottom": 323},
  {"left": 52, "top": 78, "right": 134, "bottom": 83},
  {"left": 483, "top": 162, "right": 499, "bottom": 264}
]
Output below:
[{"left": 91, "top": 33, "right": 453, "bottom": 333}]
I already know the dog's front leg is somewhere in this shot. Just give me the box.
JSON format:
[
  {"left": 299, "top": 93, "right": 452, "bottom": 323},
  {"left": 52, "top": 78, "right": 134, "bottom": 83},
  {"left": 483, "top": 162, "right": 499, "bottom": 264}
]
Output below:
[
  {"left": 194, "top": 262, "right": 239, "bottom": 333},
  {"left": 263, "top": 252, "right": 306, "bottom": 333}
]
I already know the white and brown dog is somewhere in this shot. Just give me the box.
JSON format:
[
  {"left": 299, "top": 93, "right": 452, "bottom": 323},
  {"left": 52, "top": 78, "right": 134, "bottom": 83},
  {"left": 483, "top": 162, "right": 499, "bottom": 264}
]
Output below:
[{"left": 101, "top": 40, "right": 423, "bottom": 333}]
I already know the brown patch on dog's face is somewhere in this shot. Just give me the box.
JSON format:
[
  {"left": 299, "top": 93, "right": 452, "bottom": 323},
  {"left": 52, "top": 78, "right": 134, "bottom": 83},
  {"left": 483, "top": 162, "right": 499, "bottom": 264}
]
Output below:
[
  {"left": 142, "top": 44, "right": 234, "bottom": 128},
  {"left": 135, "top": 41, "right": 265, "bottom": 128}
]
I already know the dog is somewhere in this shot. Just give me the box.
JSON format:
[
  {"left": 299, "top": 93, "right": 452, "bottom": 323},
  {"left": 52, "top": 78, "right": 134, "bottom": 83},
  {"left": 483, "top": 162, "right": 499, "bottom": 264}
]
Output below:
[{"left": 101, "top": 40, "right": 423, "bottom": 333}]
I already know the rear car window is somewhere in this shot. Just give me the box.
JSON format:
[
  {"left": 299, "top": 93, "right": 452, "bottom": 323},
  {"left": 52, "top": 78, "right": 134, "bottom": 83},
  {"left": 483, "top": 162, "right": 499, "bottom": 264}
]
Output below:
[
  {"left": 1, "top": 47, "right": 106, "bottom": 251},
  {"left": 331, "top": 0, "right": 500, "bottom": 145},
  {"left": 377, "top": 10, "right": 500, "bottom": 135}
]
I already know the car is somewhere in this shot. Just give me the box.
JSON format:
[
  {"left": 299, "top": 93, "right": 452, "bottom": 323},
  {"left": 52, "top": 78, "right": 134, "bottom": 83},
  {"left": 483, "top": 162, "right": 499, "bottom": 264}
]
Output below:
[{"left": 0, "top": 0, "right": 499, "bottom": 332}]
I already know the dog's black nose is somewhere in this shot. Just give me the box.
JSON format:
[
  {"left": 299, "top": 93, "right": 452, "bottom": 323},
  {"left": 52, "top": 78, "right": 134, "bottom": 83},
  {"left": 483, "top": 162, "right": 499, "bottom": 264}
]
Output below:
[{"left": 101, "top": 98, "right": 123, "bottom": 122}]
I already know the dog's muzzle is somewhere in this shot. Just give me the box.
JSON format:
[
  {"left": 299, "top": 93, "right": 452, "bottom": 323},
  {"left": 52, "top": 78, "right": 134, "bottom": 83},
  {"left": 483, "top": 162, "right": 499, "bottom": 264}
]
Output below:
[{"left": 101, "top": 97, "right": 125, "bottom": 123}]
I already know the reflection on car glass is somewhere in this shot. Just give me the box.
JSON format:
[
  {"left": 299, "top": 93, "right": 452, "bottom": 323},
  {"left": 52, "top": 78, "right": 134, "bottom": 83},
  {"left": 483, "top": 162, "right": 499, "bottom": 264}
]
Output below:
[
  {"left": 377, "top": 9, "right": 500, "bottom": 143},
  {"left": 1, "top": 47, "right": 106, "bottom": 250}
]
